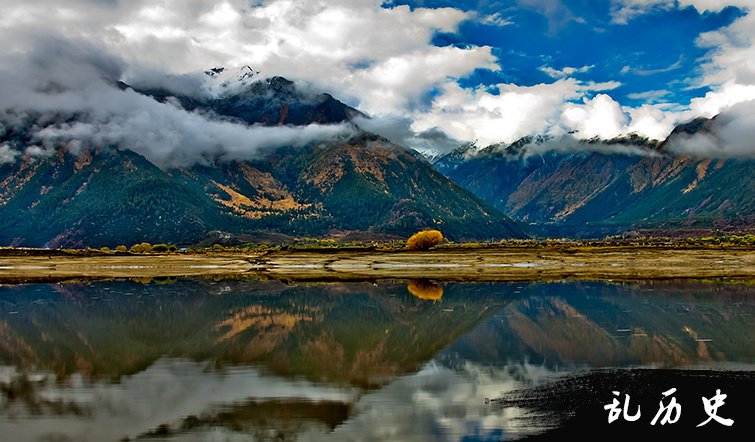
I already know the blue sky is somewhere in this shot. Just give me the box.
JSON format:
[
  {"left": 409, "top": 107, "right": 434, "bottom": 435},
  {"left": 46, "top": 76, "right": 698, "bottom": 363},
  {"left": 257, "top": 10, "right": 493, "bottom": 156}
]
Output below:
[{"left": 388, "top": 0, "right": 744, "bottom": 108}]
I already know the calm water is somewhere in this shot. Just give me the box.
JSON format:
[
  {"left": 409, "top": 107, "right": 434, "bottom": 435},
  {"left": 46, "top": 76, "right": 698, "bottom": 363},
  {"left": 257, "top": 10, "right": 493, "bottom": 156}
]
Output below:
[{"left": 1, "top": 279, "right": 754, "bottom": 441}]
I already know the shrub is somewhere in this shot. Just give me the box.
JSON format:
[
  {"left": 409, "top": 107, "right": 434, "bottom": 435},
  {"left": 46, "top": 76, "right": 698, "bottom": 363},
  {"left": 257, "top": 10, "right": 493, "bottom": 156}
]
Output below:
[
  {"left": 100, "top": 247, "right": 111, "bottom": 253},
  {"left": 406, "top": 230, "right": 443, "bottom": 251},
  {"left": 115, "top": 245, "right": 128, "bottom": 253},
  {"left": 212, "top": 244, "right": 225, "bottom": 251},
  {"left": 151, "top": 243, "right": 170, "bottom": 252},
  {"left": 130, "top": 242, "right": 153, "bottom": 253}
]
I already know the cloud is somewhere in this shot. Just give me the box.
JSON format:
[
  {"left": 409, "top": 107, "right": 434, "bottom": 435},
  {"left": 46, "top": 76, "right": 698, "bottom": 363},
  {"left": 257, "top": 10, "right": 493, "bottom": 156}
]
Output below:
[
  {"left": 521, "top": 134, "right": 661, "bottom": 157},
  {"left": 409, "top": 78, "right": 678, "bottom": 148},
  {"left": 626, "top": 89, "right": 672, "bottom": 101},
  {"left": 610, "top": 0, "right": 749, "bottom": 24},
  {"left": 481, "top": 12, "right": 514, "bottom": 27},
  {"left": 561, "top": 94, "right": 630, "bottom": 139},
  {"left": 0, "top": 143, "right": 20, "bottom": 164},
  {"left": 671, "top": 1, "right": 755, "bottom": 156},
  {"left": 539, "top": 64, "right": 594, "bottom": 79},
  {"left": 626, "top": 104, "right": 682, "bottom": 139},
  {"left": 610, "top": 0, "right": 676, "bottom": 24},
  {"left": 0, "top": 37, "right": 354, "bottom": 168},
  {"left": 668, "top": 99, "right": 755, "bottom": 156},
  {"left": 1, "top": 0, "right": 753, "bottom": 159},
  {"left": 517, "top": 0, "right": 585, "bottom": 33},
  {"left": 353, "top": 115, "right": 462, "bottom": 157},
  {"left": 0, "top": 0, "right": 492, "bottom": 118},
  {"left": 624, "top": 55, "right": 684, "bottom": 76},
  {"left": 0, "top": 0, "right": 503, "bottom": 156},
  {"left": 412, "top": 80, "right": 584, "bottom": 147},
  {"left": 607, "top": 0, "right": 755, "bottom": 157}
]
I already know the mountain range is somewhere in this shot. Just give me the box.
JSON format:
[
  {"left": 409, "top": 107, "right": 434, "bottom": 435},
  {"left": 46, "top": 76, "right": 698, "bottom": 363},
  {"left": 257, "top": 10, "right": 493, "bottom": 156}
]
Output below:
[
  {"left": 1, "top": 67, "right": 753, "bottom": 247},
  {"left": 0, "top": 69, "right": 522, "bottom": 247},
  {"left": 434, "top": 119, "right": 755, "bottom": 237}
]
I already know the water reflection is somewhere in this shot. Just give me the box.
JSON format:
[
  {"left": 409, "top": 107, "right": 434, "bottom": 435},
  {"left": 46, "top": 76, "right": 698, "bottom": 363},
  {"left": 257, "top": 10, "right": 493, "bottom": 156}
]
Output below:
[
  {"left": 407, "top": 279, "right": 444, "bottom": 301},
  {"left": 0, "top": 279, "right": 754, "bottom": 440},
  {"left": 444, "top": 281, "right": 755, "bottom": 369}
]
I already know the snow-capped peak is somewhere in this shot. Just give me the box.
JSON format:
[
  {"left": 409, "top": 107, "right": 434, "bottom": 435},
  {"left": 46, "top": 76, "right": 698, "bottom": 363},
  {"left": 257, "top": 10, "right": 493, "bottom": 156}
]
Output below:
[{"left": 203, "top": 65, "right": 260, "bottom": 96}]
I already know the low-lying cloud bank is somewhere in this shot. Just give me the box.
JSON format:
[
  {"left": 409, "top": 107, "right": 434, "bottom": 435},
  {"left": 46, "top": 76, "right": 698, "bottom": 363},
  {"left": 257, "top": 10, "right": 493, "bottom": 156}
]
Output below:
[
  {"left": 0, "top": 37, "right": 353, "bottom": 169},
  {"left": 666, "top": 99, "right": 755, "bottom": 158}
]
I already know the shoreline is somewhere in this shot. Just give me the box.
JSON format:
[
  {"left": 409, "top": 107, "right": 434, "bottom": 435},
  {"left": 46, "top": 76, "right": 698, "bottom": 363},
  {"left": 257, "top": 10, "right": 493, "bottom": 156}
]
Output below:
[{"left": 1, "top": 245, "right": 754, "bottom": 283}]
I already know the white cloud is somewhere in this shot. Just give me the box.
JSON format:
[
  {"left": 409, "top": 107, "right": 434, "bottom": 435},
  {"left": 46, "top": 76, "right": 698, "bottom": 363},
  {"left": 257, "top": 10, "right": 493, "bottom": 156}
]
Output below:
[
  {"left": 0, "top": 0, "right": 502, "bottom": 150},
  {"left": 0, "top": 39, "right": 354, "bottom": 168},
  {"left": 687, "top": 82, "right": 755, "bottom": 117},
  {"left": 683, "top": 2, "right": 755, "bottom": 130},
  {"left": 412, "top": 80, "right": 584, "bottom": 146},
  {"left": 410, "top": 79, "right": 680, "bottom": 147},
  {"left": 626, "top": 89, "right": 671, "bottom": 101},
  {"left": 0, "top": 0, "right": 491, "bottom": 119},
  {"left": 481, "top": 12, "right": 514, "bottom": 27},
  {"left": 668, "top": 99, "right": 755, "bottom": 157},
  {"left": 610, "top": 0, "right": 675, "bottom": 24},
  {"left": 626, "top": 104, "right": 681, "bottom": 140},
  {"left": 610, "top": 0, "right": 753, "bottom": 24},
  {"left": 0, "top": 143, "right": 20, "bottom": 164},
  {"left": 539, "top": 64, "right": 594, "bottom": 79},
  {"left": 561, "top": 94, "right": 629, "bottom": 139},
  {"left": 343, "top": 45, "right": 497, "bottom": 115},
  {"left": 517, "top": 0, "right": 585, "bottom": 33}
]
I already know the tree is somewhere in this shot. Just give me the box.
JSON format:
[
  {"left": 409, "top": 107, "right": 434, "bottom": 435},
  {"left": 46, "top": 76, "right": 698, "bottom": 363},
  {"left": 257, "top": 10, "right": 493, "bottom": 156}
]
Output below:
[
  {"left": 151, "top": 243, "right": 170, "bottom": 252},
  {"left": 115, "top": 245, "right": 128, "bottom": 253},
  {"left": 130, "top": 242, "right": 153, "bottom": 253},
  {"left": 406, "top": 230, "right": 443, "bottom": 251}
]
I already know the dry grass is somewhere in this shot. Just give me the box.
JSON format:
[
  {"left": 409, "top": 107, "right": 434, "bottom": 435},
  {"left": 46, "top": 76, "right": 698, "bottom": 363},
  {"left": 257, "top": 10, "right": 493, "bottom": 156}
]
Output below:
[{"left": 1, "top": 244, "right": 754, "bottom": 284}]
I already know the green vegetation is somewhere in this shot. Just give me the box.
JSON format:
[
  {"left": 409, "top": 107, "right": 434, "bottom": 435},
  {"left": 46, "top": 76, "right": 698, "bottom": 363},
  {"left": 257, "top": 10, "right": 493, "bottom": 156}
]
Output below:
[
  {"left": 151, "top": 243, "right": 170, "bottom": 252},
  {"left": 686, "top": 234, "right": 755, "bottom": 246},
  {"left": 130, "top": 242, "right": 153, "bottom": 253}
]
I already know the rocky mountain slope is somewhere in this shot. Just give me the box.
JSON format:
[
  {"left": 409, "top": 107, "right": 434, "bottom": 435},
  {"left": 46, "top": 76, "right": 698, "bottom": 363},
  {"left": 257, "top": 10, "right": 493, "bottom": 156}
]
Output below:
[
  {"left": 434, "top": 120, "right": 755, "bottom": 237},
  {"left": 0, "top": 69, "right": 523, "bottom": 247}
]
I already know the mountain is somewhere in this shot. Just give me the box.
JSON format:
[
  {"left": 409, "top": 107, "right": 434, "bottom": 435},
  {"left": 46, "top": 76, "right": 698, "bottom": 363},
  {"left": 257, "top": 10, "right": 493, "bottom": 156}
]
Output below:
[
  {"left": 0, "top": 70, "right": 524, "bottom": 247},
  {"left": 434, "top": 122, "right": 755, "bottom": 237},
  {"left": 138, "top": 68, "right": 366, "bottom": 126}
]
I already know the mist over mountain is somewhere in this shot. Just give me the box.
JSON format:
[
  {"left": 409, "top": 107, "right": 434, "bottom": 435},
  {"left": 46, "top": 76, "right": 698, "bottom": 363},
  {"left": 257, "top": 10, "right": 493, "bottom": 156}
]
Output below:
[
  {"left": 1, "top": 27, "right": 754, "bottom": 247},
  {"left": 0, "top": 58, "right": 523, "bottom": 247},
  {"left": 434, "top": 119, "right": 755, "bottom": 236}
]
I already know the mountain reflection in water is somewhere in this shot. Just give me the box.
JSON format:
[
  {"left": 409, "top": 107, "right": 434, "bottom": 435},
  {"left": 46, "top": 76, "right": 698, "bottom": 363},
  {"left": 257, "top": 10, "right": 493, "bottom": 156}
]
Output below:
[{"left": 1, "top": 279, "right": 754, "bottom": 441}]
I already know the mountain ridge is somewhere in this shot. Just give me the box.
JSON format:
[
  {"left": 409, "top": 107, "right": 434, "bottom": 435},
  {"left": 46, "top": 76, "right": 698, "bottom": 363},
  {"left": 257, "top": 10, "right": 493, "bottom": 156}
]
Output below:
[
  {"left": 0, "top": 74, "right": 525, "bottom": 247},
  {"left": 433, "top": 120, "right": 755, "bottom": 237}
]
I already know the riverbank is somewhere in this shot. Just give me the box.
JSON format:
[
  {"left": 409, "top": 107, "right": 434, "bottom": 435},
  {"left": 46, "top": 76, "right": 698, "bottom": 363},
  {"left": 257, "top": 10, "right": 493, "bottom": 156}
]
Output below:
[{"left": 1, "top": 244, "right": 754, "bottom": 283}]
